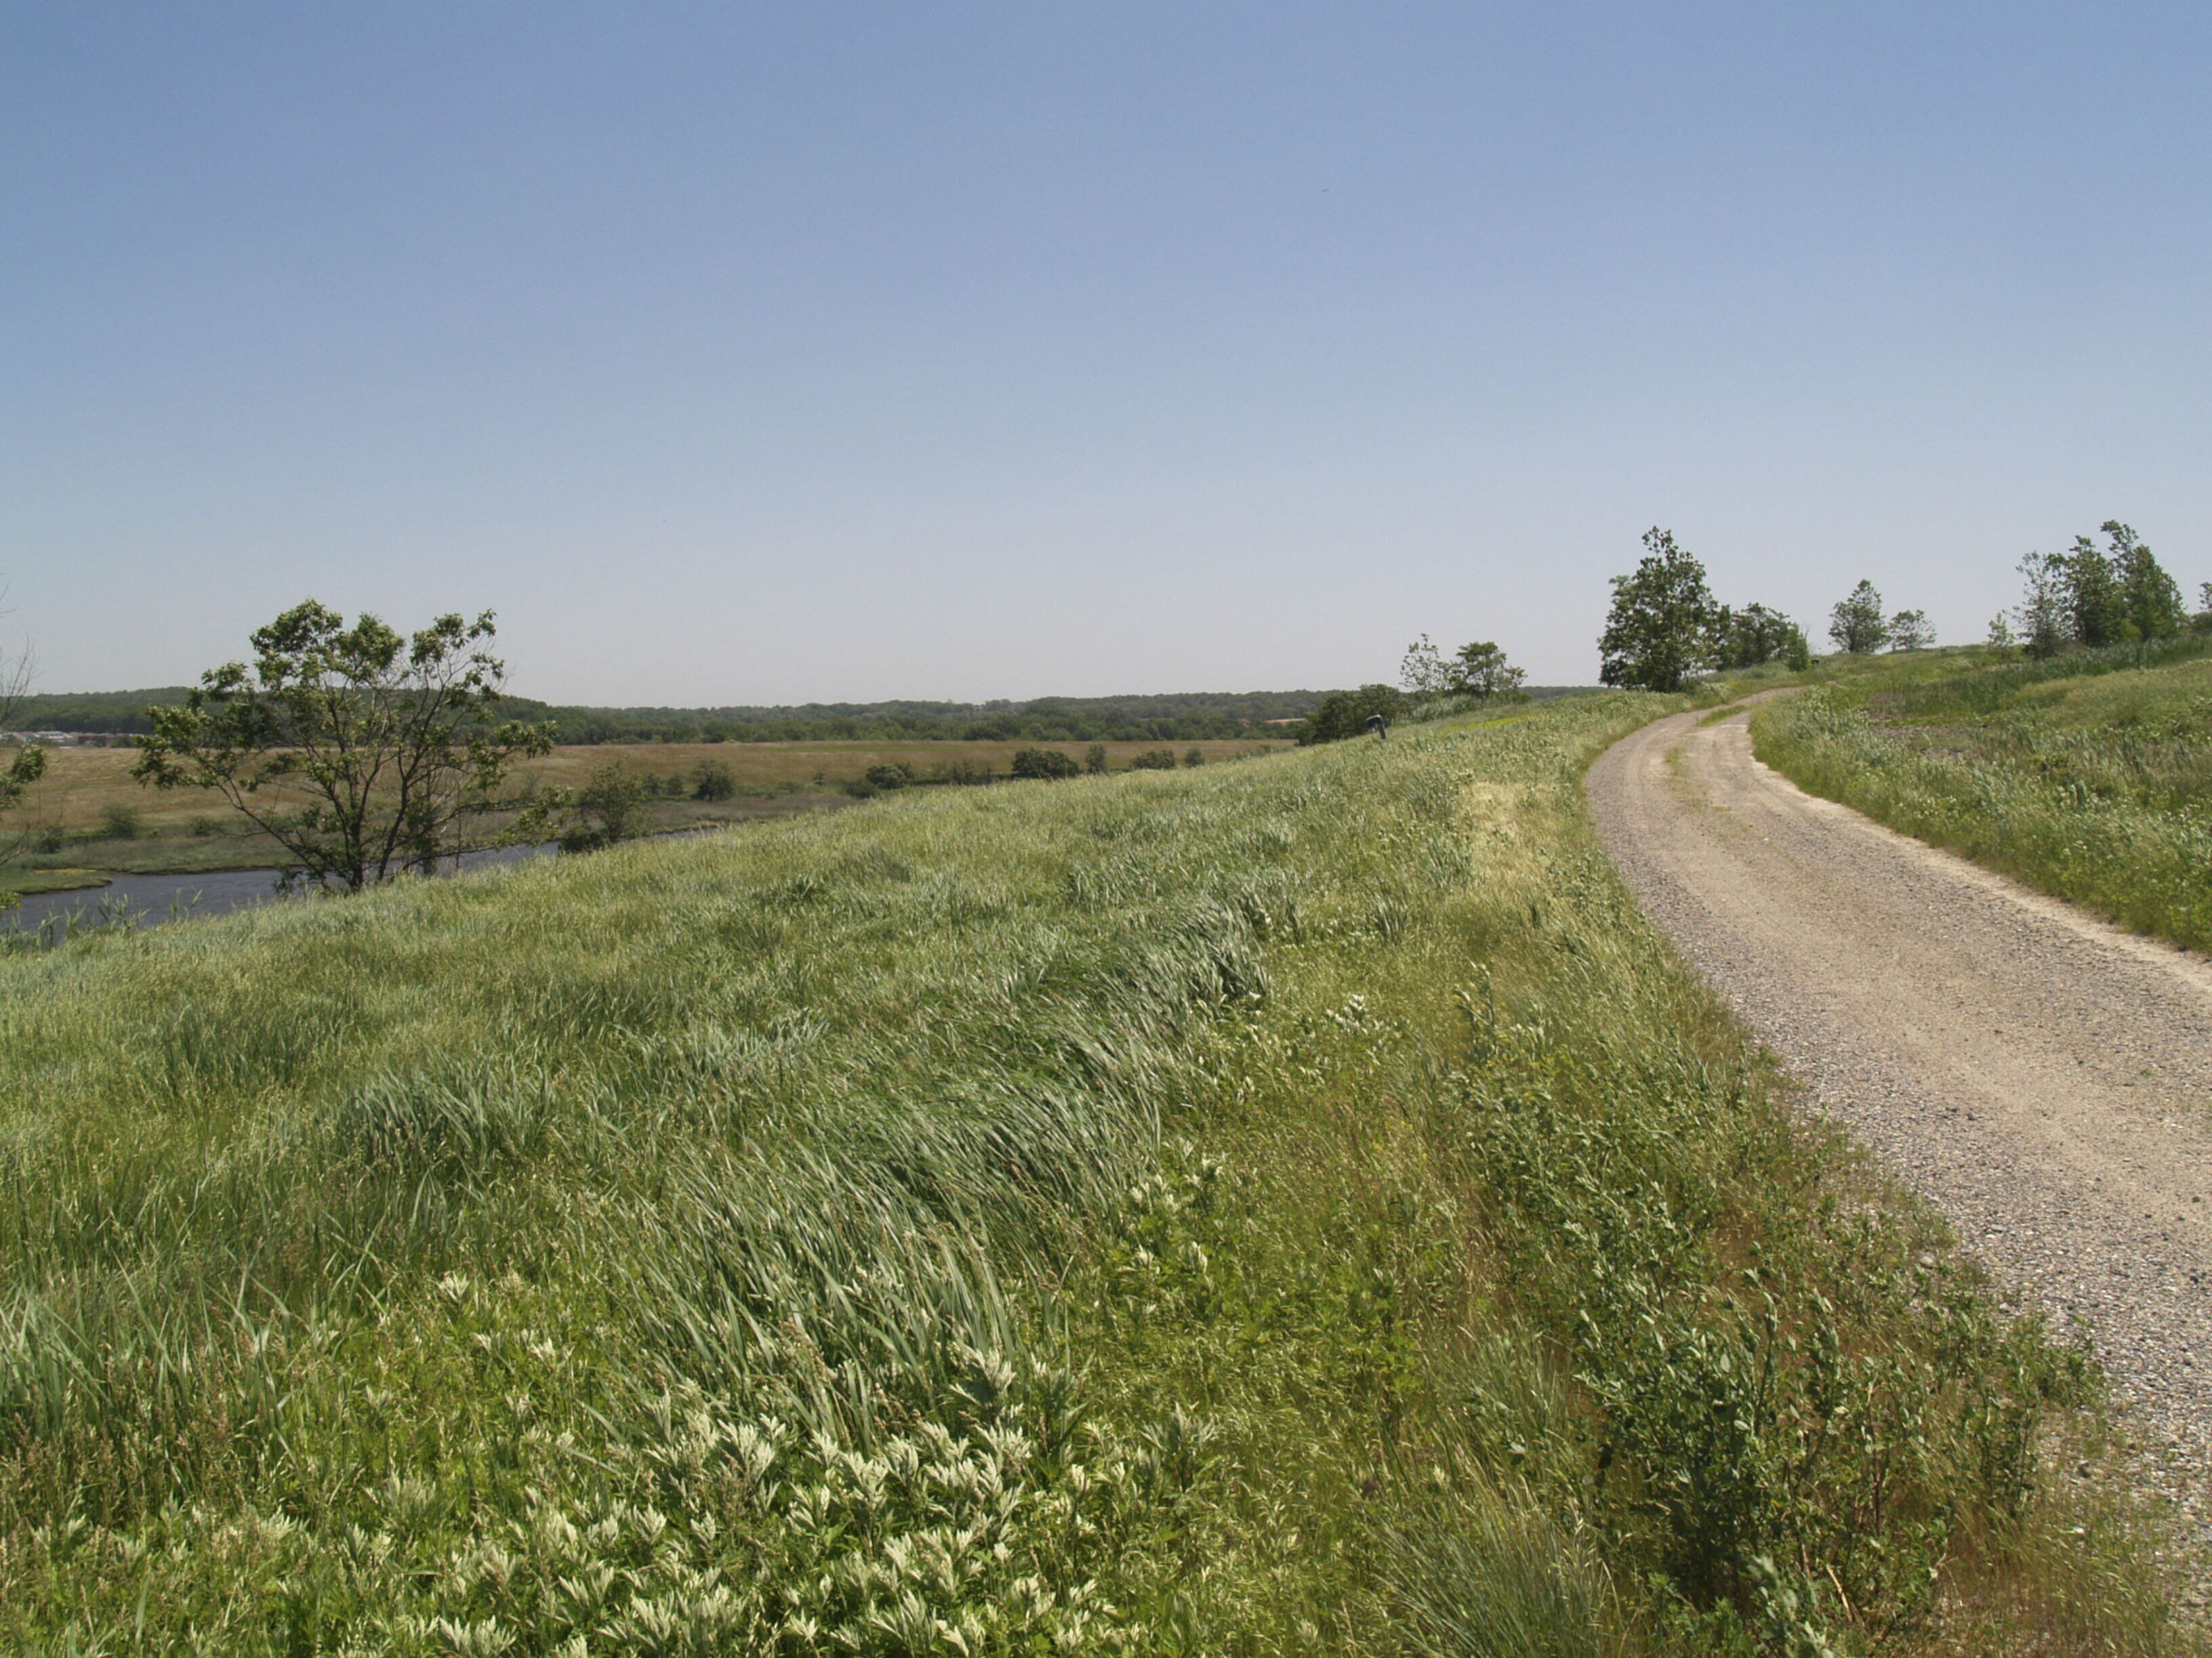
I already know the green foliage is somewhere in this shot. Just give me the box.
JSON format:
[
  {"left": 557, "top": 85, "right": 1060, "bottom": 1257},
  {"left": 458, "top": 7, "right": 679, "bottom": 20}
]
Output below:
[
  {"left": 6, "top": 688, "right": 1331, "bottom": 745},
  {"left": 1887, "top": 609, "right": 1935, "bottom": 651},
  {"left": 928, "top": 757, "right": 994, "bottom": 786},
  {"left": 1182, "top": 746, "right": 1204, "bottom": 768},
  {"left": 1599, "top": 529, "right": 1718, "bottom": 692},
  {"left": 1084, "top": 743, "right": 1108, "bottom": 775},
  {"left": 1128, "top": 748, "right": 1179, "bottom": 770},
  {"left": 0, "top": 743, "right": 43, "bottom": 821},
  {"left": 560, "top": 764, "right": 651, "bottom": 850},
  {"left": 0, "top": 695, "right": 2186, "bottom": 1652},
  {"left": 1828, "top": 581, "right": 1889, "bottom": 654},
  {"left": 862, "top": 762, "right": 912, "bottom": 791},
  {"left": 1757, "top": 644, "right": 2212, "bottom": 950},
  {"left": 689, "top": 760, "right": 737, "bottom": 801},
  {"left": 1399, "top": 633, "right": 1450, "bottom": 696},
  {"left": 96, "top": 803, "right": 140, "bottom": 840},
  {"left": 1450, "top": 640, "right": 1528, "bottom": 701},
  {"left": 2018, "top": 524, "right": 2188, "bottom": 657},
  {"left": 1010, "top": 747, "right": 1083, "bottom": 780},
  {"left": 1298, "top": 684, "right": 1407, "bottom": 744},
  {"left": 1711, "top": 604, "right": 1810, "bottom": 671},
  {"left": 134, "top": 601, "right": 553, "bottom": 890},
  {"left": 2062, "top": 535, "right": 2128, "bottom": 648}
]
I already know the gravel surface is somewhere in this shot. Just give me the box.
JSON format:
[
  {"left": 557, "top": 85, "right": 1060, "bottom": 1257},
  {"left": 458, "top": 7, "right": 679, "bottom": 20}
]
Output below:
[{"left": 1588, "top": 704, "right": 2212, "bottom": 1586}]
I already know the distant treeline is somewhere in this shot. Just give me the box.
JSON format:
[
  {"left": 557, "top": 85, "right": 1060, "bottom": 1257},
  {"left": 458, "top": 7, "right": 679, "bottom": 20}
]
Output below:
[{"left": 5, "top": 686, "right": 1337, "bottom": 744}]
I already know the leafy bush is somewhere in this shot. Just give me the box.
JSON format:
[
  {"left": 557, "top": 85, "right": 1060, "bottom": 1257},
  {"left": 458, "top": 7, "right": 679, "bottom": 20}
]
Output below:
[
  {"left": 928, "top": 758, "right": 993, "bottom": 786},
  {"left": 1297, "top": 685, "right": 1407, "bottom": 744},
  {"left": 1010, "top": 747, "right": 1082, "bottom": 781},
  {"left": 98, "top": 804, "right": 140, "bottom": 840},
  {"left": 690, "top": 760, "right": 737, "bottom": 801},
  {"left": 556, "top": 764, "right": 651, "bottom": 852},
  {"left": 1129, "top": 748, "right": 1179, "bottom": 770},
  {"left": 863, "top": 762, "right": 912, "bottom": 791}
]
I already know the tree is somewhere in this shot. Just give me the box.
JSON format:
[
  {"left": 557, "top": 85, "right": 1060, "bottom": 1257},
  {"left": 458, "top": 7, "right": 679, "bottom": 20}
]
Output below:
[
  {"left": 1710, "top": 603, "right": 1810, "bottom": 671},
  {"left": 1887, "top": 610, "right": 1935, "bottom": 651},
  {"left": 0, "top": 621, "right": 46, "bottom": 894},
  {"left": 1598, "top": 529, "right": 1719, "bottom": 692},
  {"left": 2104, "top": 521, "right": 2187, "bottom": 642},
  {"left": 1986, "top": 612, "right": 2016, "bottom": 650},
  {"left": 554, "top": 764, "right": 651, "bottom": 850},
  {"left": 1828, "top": 581, "right": 1889, "bottom": 654},
  {"left": 1297, "top": 685, "right": 1407, "bottom": 745},
  {"left": 2060, "top": 535, "right": 2127, "bottom": 647},
  {"left": 1449, "top": 640, "right": 1528, "bottom": 701},
  {"left": 1399, "top": 634, "right": 1450, "bottom": 696},
  {"left": 2015, "top": 552, "right": 2070, "bottom": 658},
  {"left": 1083, "top": 743, "right": 1108, "bottom": 775},
  {"left": 1182, "top": 746, "right": 1205, "bottom": 767},
  {"left": 136, "top": 600, "right": 552, "bottom": 890},
  {"left": 691, "top": 760, "right": 737, "bottom": 801}
]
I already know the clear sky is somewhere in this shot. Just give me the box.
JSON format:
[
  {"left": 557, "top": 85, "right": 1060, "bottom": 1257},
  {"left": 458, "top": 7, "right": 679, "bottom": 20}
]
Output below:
[{"left": 4, "top": 5, "right": 2207, "bottom": 703}]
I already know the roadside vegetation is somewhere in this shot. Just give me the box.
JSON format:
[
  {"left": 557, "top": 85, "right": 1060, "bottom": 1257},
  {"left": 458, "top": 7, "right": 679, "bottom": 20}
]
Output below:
[
  {"left": 1754, "top": 636, "right": 2212, "bottom": 954},
  {"left": 0, "top": 692, "right": 2191, "bottom": 1653}
]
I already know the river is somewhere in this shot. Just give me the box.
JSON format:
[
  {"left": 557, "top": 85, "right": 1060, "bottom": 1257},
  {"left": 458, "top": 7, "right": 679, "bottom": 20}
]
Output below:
[{"left": 4, "top": 842, "right": 552, "bottom": 938}]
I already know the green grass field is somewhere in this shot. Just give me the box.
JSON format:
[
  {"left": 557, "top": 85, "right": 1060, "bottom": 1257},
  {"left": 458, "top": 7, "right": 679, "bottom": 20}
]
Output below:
[
  {"left": 1753, "top": 638, "right": 2212, "bottom": 953},
  {"left": 0, "top": 695, "right": 2190, "bottom": 1653}
]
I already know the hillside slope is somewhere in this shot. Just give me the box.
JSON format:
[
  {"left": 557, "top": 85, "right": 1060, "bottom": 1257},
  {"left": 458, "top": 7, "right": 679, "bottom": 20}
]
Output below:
[{"left": 0, "top": 697, "right": 2188, "bottom": 1653}]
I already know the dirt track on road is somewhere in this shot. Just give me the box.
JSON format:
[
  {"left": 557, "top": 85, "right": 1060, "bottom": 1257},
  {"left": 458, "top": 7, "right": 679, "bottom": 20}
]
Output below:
[{"left": 1589, "top": 703, "right": 2212, "bottom": 1560}]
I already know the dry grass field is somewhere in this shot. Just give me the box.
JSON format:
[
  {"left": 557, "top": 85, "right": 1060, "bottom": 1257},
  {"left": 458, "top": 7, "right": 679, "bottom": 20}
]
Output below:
[
  {"left": 1, "top": 738, "right": 1287, "bottom": 877},
  {"left": 12, "top": 738, "right": 1283, "bottom": 834}
]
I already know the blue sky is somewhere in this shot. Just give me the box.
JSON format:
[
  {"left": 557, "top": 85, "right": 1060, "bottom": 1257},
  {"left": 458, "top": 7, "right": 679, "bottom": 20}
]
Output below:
[{"left": 4, "top": 5, "right": 2207, "bottom": 701}]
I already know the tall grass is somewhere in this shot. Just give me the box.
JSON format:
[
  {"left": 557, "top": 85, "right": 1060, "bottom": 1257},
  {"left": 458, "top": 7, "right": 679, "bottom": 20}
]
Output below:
[
  {"left": 1753, "top": 650, "right": 2212, "bottom": 951},
  {"left": 0, "top": 695, "right": 2192, "bottom": 1653}
]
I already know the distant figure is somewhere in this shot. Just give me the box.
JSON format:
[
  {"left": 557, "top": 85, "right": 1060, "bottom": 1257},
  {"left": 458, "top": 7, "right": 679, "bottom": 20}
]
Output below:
[{"left": 1366, "top": 713, "right": 1388, "bottom": 740}]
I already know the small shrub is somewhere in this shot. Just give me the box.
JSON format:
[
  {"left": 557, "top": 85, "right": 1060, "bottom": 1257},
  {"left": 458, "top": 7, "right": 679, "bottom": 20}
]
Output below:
[
  {"left": 1011, "top": 748, "right": 1082, "bottom": 781},
  {"left": 1130, "top": 749, "right": 1178, "bottom": 770},
  {"left": 1084, "top": 743, "right": 1108, "bottom": 775},
  {"left": 99, "top": 804, "right": 141, "bottom": 840},
  {"left": 34, "top": 827, "right": 64, "bottom": 854},
  {"left": 557, "top": 764, "right": 650, "bottom": 851},
  {"left": 863, "top": 763, "right": 912, "bottom": 791},
  {"left": 1298, "top": 686, "right": 1407, "bottom": 745},
  {"left": 1182, "top": 747, "right": 1204, "bottom": 768},
  {"left": 188, "top": 816, "right": 220, "bottom": 838},
  {"left": 930, "top": 759, "right": 993, "bottom": 787},
  {"left": 691, "top": 760, "right": 737, "bottom": 802}
]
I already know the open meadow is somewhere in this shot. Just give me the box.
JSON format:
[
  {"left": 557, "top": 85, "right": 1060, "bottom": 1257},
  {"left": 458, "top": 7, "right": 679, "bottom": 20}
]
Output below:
[
  {"left": 0, "top": 693, "right": 2190, "bottom": 1653},
  {"left": 0, "top": 738, "right": 1284, "bottom": 882},
  {"left": 1753, "top": 638, "right": 2212, "bottom": 953}
]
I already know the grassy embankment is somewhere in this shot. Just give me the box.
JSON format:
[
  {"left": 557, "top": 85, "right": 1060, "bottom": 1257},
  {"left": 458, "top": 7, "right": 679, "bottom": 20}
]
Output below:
[
  {"left": 1753, "top": 638, "right": 2212, "bottom": 953},
  {"left": 0, "top": 696, "right": 2191, "bottom": 1653},
  {"left": 0, "top": 739, "right": 1283, "bottom": 884}
]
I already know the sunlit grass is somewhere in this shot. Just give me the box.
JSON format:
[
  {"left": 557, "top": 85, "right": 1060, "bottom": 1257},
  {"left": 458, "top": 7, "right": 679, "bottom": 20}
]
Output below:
[
  {"left": 0, "top": 695, "right": 2193, "bottom": 1653},
  {"left": 1754, "top": 641, "right": 2212, "bottom": 951}
]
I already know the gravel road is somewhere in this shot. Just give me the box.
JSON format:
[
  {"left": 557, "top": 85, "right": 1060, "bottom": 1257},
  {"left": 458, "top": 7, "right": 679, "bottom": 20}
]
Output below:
[{"left": 1588, "top": 703, "right": 2212, "bottom": 1561}]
